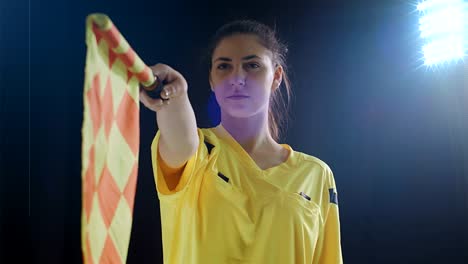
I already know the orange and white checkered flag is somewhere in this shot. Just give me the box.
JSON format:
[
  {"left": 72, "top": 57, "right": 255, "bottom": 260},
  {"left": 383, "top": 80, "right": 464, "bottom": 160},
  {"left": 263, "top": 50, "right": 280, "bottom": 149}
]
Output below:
[{"left": 81, "top": 13, "right": 154, "bottom": 264}]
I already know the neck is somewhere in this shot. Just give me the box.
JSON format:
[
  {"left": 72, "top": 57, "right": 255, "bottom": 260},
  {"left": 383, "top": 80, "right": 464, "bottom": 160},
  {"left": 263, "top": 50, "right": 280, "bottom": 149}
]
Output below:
[{"left": 220, "top": 111, "right": 277, "bottom": 154}]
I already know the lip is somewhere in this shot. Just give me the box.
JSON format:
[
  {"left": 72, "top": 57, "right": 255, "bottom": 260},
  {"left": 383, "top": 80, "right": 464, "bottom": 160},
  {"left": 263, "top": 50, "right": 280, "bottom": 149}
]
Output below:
[
  {"left": 227, "top": 95, "right": 249, "bottom": 98},
  {"left": 227, "top": 95, "right": 249, "bottom": 100}
]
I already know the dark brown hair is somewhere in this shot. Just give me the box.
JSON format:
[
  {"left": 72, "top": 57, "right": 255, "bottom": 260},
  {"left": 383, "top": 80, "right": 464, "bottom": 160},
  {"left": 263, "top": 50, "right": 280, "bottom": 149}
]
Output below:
[{"left": 206, "top": 20, "right": 293, "bottom": 142}]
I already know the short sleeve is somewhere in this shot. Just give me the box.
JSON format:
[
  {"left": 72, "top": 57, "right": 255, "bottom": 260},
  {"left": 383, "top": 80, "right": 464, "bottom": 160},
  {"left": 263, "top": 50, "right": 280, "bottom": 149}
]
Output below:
[
  {"left": 150, "top": 128, "right": 209, "bottom": 197},
  {"left": 315, "top": 166, "right": 343, "bottom": 264}
]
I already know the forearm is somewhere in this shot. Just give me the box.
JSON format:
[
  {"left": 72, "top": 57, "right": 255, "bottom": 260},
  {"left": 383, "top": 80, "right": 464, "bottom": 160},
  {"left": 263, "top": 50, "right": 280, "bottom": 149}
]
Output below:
[{"left": 155, "top": 93, "right": 199, "bottom": 165}]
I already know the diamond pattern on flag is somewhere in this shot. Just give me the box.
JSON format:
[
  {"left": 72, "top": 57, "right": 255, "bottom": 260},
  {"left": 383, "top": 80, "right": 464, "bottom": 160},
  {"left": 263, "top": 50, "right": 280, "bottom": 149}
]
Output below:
[{"left": 81, "top": 13, "right": 148, "bottom": 264}]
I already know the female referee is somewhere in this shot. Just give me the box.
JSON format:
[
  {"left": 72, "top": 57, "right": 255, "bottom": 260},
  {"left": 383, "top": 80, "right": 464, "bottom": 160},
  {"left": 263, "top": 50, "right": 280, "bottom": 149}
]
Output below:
[{"left": 139, "top": 20, "right": 343, "bottom": 264}]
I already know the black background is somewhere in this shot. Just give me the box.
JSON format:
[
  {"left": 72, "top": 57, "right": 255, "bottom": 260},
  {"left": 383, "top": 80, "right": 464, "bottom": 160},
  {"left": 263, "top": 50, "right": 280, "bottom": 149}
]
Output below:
[{"left": 1, "top": 0, "right": 467, "bottom": 263}]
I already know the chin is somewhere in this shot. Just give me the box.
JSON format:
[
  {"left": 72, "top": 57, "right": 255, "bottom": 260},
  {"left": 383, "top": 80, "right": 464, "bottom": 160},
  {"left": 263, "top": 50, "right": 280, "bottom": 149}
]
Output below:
[
  {"left": 221, "top": 103, "right": 267, "bottom": 120},
  {"left": 217, "top": 96, "right": 267, "bottom": 119},
  {"left": 222, "top": 107, "right": 254, "bottom": 119}
]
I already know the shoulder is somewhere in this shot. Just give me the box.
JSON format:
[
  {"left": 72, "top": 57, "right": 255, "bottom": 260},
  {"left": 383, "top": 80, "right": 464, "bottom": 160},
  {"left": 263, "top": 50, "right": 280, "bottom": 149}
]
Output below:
[
  {"left": 197, "top": 127, "right": 225, "bottom": 154},
  {"left": 293, "top": 150, "right": 336, "bottom": 187},
  {"left": 200, "top": 126, "right": 217, "bottom": 138},
  {"left": 299, "top": 152, "right": 332, "bottom": 172},
  {"left": 294, "top": 151, "right": 340, "bottom": 207},
  {"left": 294, "top": 150, "right": 333, "bottom": 173},
  {"left": 199, "top": 127, "right": 221, "bottom": 144}
]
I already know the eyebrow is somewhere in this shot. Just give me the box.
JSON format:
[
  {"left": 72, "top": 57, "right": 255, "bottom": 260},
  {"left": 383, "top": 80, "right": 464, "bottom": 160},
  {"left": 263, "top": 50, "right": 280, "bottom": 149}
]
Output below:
[{"left": 214, "top": 55, "right": 261, "bottom": 63}]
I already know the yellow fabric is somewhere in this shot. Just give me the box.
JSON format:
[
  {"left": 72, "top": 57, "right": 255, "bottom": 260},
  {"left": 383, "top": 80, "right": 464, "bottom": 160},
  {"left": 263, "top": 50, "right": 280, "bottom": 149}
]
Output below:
[
  {"left": 151, "top": 124, "right": 343, "bottom": 264},
  {"left": 157, "top": 148, "right": 187, "bottom": 191}
]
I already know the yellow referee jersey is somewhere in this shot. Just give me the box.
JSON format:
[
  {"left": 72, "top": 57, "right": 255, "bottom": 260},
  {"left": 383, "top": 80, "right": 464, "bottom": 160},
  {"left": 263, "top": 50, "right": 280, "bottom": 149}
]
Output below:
[{"left": 151, "top": 124, "right": 343, "bottom": 264}]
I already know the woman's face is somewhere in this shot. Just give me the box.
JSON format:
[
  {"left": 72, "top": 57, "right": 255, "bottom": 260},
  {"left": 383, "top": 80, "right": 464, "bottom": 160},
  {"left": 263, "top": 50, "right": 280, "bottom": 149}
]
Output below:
[{"left": 209, "top": 34, "right": 282, "bottom": 119}]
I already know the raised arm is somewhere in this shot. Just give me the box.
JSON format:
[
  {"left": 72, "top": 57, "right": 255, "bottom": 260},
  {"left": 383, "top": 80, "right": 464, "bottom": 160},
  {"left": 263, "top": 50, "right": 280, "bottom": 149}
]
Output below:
[{"left": 140, "top": 63, "right": 199, "bottom": 170}]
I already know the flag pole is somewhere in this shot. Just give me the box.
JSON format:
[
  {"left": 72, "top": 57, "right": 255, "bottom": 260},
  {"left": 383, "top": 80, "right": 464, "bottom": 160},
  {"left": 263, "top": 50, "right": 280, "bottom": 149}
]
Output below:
[{"left": 89, "top": 13, "right": 159, "bottom": 91}]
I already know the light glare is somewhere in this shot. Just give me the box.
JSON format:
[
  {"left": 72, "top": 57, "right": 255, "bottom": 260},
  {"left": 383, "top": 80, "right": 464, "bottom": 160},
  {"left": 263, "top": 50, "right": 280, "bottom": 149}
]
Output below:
[{"left": 417, "top": 0, "right": 467, "bottom": 66}]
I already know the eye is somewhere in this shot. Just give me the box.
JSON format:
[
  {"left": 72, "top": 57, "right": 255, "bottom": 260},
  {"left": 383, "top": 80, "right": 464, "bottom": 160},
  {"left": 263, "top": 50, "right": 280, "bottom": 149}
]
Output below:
[
  {"left": 216, "top": 63, "right": 230, "bottom": 70},
  {"left": 246, "top": 62, "right": 260, "bottom": 69}
]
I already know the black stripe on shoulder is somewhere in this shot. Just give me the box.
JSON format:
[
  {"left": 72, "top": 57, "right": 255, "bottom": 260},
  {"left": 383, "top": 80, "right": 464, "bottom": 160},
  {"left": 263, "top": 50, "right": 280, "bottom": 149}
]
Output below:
[{"left": 329, "top": 188, "right": 338, "bottom": 205}]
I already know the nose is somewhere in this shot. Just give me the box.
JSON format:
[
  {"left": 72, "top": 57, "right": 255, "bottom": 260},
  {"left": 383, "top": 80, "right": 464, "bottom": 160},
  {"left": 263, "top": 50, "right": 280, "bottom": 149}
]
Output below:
[
  {"left": 230, "top": 67, "right": 246, "bottom": 87},
  {"left": 231, "top": 78, "right": 245, "bottom": 86}
]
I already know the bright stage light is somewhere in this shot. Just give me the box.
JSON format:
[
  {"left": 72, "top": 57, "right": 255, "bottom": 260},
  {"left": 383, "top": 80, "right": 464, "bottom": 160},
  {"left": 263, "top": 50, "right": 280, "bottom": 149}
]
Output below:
[{"left": 417, "top": 0, "right": 467, "bottom": 66}]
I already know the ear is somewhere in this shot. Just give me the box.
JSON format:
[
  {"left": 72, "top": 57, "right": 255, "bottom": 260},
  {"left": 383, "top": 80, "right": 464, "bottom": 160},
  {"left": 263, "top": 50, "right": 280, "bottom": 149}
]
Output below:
[{"left": 271, "top": 64, "right": 283, "bottom": 92}]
